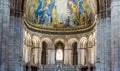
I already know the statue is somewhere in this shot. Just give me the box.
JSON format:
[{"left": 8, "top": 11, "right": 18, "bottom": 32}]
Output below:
[{"left": 55, "top": 0, "right": 67, "bottom": 23}]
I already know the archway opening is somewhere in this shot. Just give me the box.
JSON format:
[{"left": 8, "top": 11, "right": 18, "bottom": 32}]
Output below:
[
  {"left": 72, "top": 42, "right": 78, "bottom": 65},
  {"left": 55, "top": 41, "right": 64, "bottom": 61},
  {"left": 41, "top": 41, "right": 48, "bottom": 65},
  {"left": 56, "top": 49, "right": 63, "bottom": 60}
]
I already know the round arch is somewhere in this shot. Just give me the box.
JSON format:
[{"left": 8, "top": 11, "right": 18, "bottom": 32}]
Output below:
[
  {"left": 55, "top": 41, "right": 64, "bottom": 61},
  {"left": 32, "top": 35, "right": 40, "bottom": 48},
  {"left": 40, "top": 37, "right": 52, "bottom": 49},
  {"left": 68, "top": 38, "right": 78, "bottom": 49},
  {"left": 79, "top": 37, "right": 88, "bottom": 48},
  {"left": 54, "top": 38, "right": 65, "bottom": 45}
]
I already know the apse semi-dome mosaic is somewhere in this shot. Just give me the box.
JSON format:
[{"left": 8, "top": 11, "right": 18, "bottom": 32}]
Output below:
[{"left": 24, "top": 0, "right": 97, "bottom": 31}]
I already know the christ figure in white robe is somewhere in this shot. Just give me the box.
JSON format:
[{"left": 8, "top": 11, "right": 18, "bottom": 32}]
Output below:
[{"left": 55, "top": 0, "right": 68, "bottom": 23}]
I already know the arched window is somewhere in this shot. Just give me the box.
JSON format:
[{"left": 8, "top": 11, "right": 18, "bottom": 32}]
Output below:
[
  {"left": 55, "top": 41, "right": 64, "bottom": 61},
  {"left": 72, "top": 42, "right": 78, "bottom": 65},
  {"left": 41, "top": 41, "right": 47, "bottom": 65},
  {"left": 56, "top": 49, "right": 63, "bottom": 60}
]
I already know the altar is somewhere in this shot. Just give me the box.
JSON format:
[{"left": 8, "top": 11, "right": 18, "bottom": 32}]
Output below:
[
  {"left": 44, "top": 61, "right": 75, "bottom": 71},
  {"left": 44, "top": 41, "right": 75, "bottom": 71}
]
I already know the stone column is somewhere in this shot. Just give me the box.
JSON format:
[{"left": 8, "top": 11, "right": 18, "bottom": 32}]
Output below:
[
  {"left": 0, "top": 0, "right": 10, "bottom": 71},
  {"left": 96, "top": 5, "right": 112, "bottom": 71},
  {"left": 23, "top": 45, "right": 26, "bottom": 62},
  {"left": 34, "top": 48, "right": 39, "bottom": 65},
  {"left": 77, "top": 48, "right": 86, "bottom": 66},
  {"left": 51, "top": 49, "right": 55, "bottom": 64},
  {"left": 64, "top": 49, "right": 69, "bottom": 65},
  {"left": 80, "top": 49, "right": 84, "bottom": 65},
  {"left": 24, "top": 46, "right": 31, "bottom": 64},
  {"left": 96, "top": 16, "right": 111, "bottom": 71},
  {"left": 88, "top": 47, "right": 94, "bottom": 64},
  {"left": 93, "top": 45, "right": 96, "bottom": 65},
  {"left": 39, "top": 49, "right": 42, "bottom": 66},
  {"left": 50, "top": 43, "right": 55, "bottom": 64},
  {"left": 111, "top": 1, "right": 120, "bottom": 71},
  {"left": 47, "top": 49, "right": 51, "bottom": 64},
  {"left": 77, "top": 49, "right": 81, "bottom": 65},
  {"left": 68, "top": 50, "right": 72, "bottom": 65},
  {"left": 46, "top": 49, "right": 55, "bottom": 65},
  {"left": 25, "top": 46, "right": 28, "bottom": 63},
  {"left": 64, "top": 42, "right": 69, "bottom": 65},
  {"left": 28, "top": 46, "right": 31, "bottom": 64}
]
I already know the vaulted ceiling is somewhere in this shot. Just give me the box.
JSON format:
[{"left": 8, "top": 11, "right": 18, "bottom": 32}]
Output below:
[{"left": 10, "top": 0, "right": 111, "bottom": 18}]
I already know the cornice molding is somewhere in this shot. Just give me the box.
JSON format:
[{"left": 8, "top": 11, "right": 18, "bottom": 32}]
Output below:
[{"left": 24, "top": 19, "right": 96, "bottom": 35}]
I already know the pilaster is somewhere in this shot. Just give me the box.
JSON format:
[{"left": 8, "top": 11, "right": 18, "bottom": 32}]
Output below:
[
  {"left": 111, "top": 1, "right": 120, "bottom": 71},
  {"left": 0, "top": 0, "right": 10, "bottom": 71}
]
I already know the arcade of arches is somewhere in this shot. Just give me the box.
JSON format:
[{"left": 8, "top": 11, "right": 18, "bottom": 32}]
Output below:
[
  {"left": 2, "top": 0, "right": 120, "bottom": 71},
  {"left": 23, "top": 28, "right": 96, "bottom": 71},
  {"left": 23, "top": 0, "right": 97, "bottom": 71}
]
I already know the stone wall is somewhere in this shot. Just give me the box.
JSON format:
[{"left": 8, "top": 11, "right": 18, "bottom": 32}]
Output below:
[
  {"left": 111, "top": 0, "right": 120, "bottom": 71},
  {"left": 0, "top": 0, "right": 10, "bottom": 71},
  {"left": 96, "top": 0, "right": 120, "bottom": 71},
  {"left": 23, "top": 27, "right": 96, "bottom": 68},
  {"left": 96, "top": 17, "right": 111, "bottom": 71},
  {"left": 1, "top": 0, "right": 120, "bottom": 71},
  {"left": 8, "top": 16, "right": 23, "bottom": 71},
  {"left": 0, "top": 0, "right": 24, "bottom": 71}
]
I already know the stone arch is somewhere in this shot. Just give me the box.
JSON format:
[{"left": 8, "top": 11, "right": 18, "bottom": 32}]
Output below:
[
  {"left": 79, "top": 36, "right": 88, "bottom": 48},
  {"left": 23, "top": 32, "right": 32, "bottom": 64},
  {"left": 88, "top": 32, "right": 96, "bottom": 64},
  {"left": 54, "top": 38, "right": 65, "bottom": 63},
  {"left": 68, "top": 38, "right": 78, "bottom": 65},
  {"left": 55, "top": 41, "right": 64, "bottom": 61},
  {"left": 32, "top": 35, "right": 40, "bottom": 48},
  {"left": 54, "top": 38, "right": 65, "bottom": 45},
  {"left": 88, "top": 34, "right": 94, "bottom": 47},
  {"left": 40, "top": 37, "right": 52, "bottom": 49},
  {"left": 24, "top": 31, "right": 27, "bottom": 44},
  {"left": 31, "top": 35, "right": 40, "bottom": 65},
  {"left": 79, "top": 36, "right": 88, "bottom": 65},
  {"left": 68, "top": 38, "right": 78, "bottom": 49},
  {"left": 40, "top": 37, "right": 52, "bottom": 65},
  {"left": 26, "top": 33, "right": 32, "bottom": 46},
  {"left": 88, "top": 32, "right": 96, "bottom": 47}
]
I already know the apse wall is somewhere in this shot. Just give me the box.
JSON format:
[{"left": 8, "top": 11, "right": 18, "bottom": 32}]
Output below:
[{"left": 23, "top": 25, "right": 97, "bottom": 70}]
